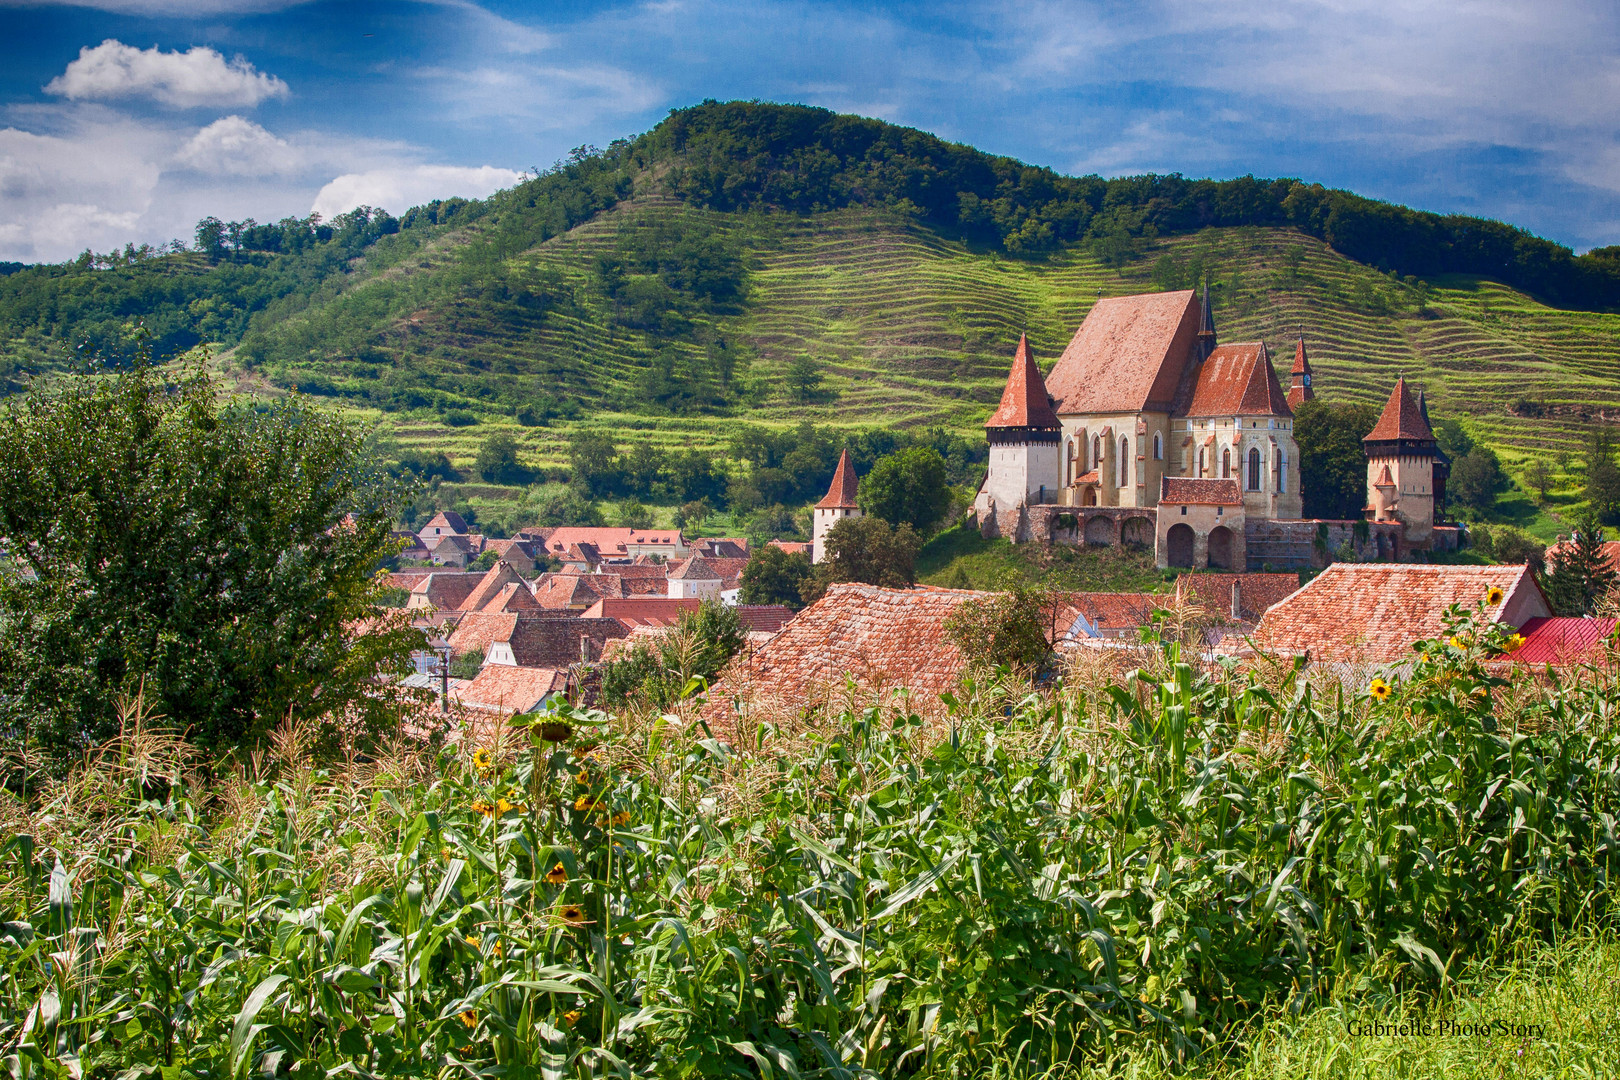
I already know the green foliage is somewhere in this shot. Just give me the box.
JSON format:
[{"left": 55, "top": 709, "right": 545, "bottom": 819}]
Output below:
[
  {"left": 1585, "top": 427, "right": 1620, "bottom": 524},
  {"left": 4, "top": 606, "right": 1620, "bottom": 1075},
  {"left": 858, "top": 446, "right": 952, "bottom": 534},
  {"left": 0, "top": 357, "right": 415, "bottom": 763},
  {"left": 738, "top": 544, "right": 813, "bottom": 609},
  {"left": 784, "top": 356, "right": 826, "bottom": 403},
  {"left": 1449, "top": 447, "right": 1509, "bottom": 515},
  {"left": 474, "top": 430, "right": 526, "bottom": 485},
  {"left": 530, "top": 488, "right": 603, "bottom": 528},
  {"left": 1541, "top": 514, "right": 1618, "bottom": 615},
  {"left": 802, "top": 516, "right": 920, "bottom": 604},
  {"left": 672, "top": 498, "right": 711, "bottom": 530},
  {"left": 943, "top": 581, "right": 1055, "bottom": 670},
  {"left": 450, "top": 648, "right": 484, "bottom": 680},
  {"left": 469, "top": 549, "right": 500, "bottom": 571},
  {"left": 615, "top": 498, "right": 653, "bottom": 530},
  {"left": 597, "top": 601, "right": 745, "bottom": 709},
  {"left": 1294, "top": 399, "right": 1382, "bottom": 520},
  {"left": 1468, "top": 523, "right": 1546, "bottom": 571}
]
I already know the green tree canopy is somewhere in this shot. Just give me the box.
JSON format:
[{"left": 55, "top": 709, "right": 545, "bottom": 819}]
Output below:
[
  {"left": 1541, "top": 514, "right": 1618, "bottom": 616},
  {"left": 598, "top": 601, "right": 746, "bottom": 709},
  {"left": 0, "top": 359, "right": 417, "bottom": 764},
  {"left": 1294, "top": 399, "right": 1381, "bottom": 520},
  {"left": 1449, "top": 447, "right": 1510, "bottom": 515},
  {"left": 738, "top": 544, "right": 813, "bottom": 610},
  {"left": 1586, "top": 428, "right": 1620, "bottom": 525},
  {"left": 617, "top": 498, "right": 654, "bottom": 529},
  {"left": 801, "top": 516, "right": 920, "bottom": 604},
  {"left": 474, "top": 431, "right": 527, "bottom": 485},
  {"left": 531, "top": 488, "right": 603, "bottom": 528},
  {"left": 858, "top": 447, "right": 952, "bottom": 534},
  {"left": 943, "top": 582, "right": 1057, "bottom": 672}
]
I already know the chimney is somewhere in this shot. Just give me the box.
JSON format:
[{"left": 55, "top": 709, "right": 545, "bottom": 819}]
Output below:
[{"left": 1230, "top": 581, "right": 1242, "bottom": 621}]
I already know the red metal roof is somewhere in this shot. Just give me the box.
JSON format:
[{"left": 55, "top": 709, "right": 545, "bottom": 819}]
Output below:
[
  {"left": 816, "top": 449, "right": 860, "bottom": 509},
  {"left": 1499, "top": 617, "right": 1616, "bottom": 667},
  {"left": 1181, "top": 342, "right": 1292, "bottom": 418},
  {"left": 986, "top": 333, "right": 1061, "bottom": 430},
  {"left": 1160, "top": 477, "right": 1243, "bottom": 506},
  {"left": 1365, "top": 377, "right": 1435, "bottom": 443}
]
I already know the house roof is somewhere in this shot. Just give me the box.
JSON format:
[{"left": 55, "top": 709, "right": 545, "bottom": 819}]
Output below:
[
  {"left": 1498, "top": 617, "right": 1616, "bottom": 667},
  {"left": 533, "top": 573, "right": 613, "bottom": 609},
  {"left": 1180, "top": 342, "right": 1292, "bottom": 418},
  {"left": 578, "top": 596, "right": 703, "bottom": 629},
  {"left": 460, "top": 560, "right": 526, "bottom": 611},
  {"left": 627, "top": 529, "right": 685, "bottom": 547},
  {"left": 1159, "top": 476, "right": 1243, "bottom": 506},
  {"left": 424, "top": 533, "right": 473, "bottom": 554},
  {"left": 705, "top": 557, "right": 751, "bottom": 589},
  {"left": 445, "top": 611, "right": 521, "bottom": 656},
  {"left": 1057, "top": 592, "right": 1159, "bottom": 637},
  {"left": 1364, "top": 377, "right": 1435, "bottom": 443},
  {"left": 670, "top": 554, "right": 721, "bottom": 581},
  {"left": 707, "top": 584, "right": 989, "bottom": 721},
  {"left": 736, "top": 604, "right": 795, "bottom": 633},
  {"left": 769, "top": 540, "right": 812, "bottom": 555},
  {"left": 541, "top": 527, "right": 636, "bottom": 558},
  {"left": 411, "top": 571, "right": 482, "bottom": 610},
  {"left": 1044, "top": 290, "right": 1203, "bottom": 415},
  {"left": 1174, "top": 573, "right": 1301, "bottom": 622},
  {"left": 816, "top": 449, "right": 860, "bottom": 509},
  {"left": 454, "top": 664, "right": 567, "bottom": 714},
  {"left": 986, "top": 333, "right": 1061, "bottom": 430},
  {"left": 478, "top": 581, "right": 542, "bottom": 614},
  {"left": 501, "top": 617, "right": 629, "bottom": 666},
  {"left": 691, "top": 537, "right": 750, "bottom": 558},
  {"left": 1252, "top": 563, "right": 1546, "bottom": 665},
  {"left": 598, "top": 623, "right": 675, "bottom": 663},
  {"left": 421, "top": 511, "right": 468, "bottom": 535}
]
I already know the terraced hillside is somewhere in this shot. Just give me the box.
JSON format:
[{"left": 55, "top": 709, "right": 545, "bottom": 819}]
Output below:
[{"left": 246, "top": 199, "right": 1619, "bottom": 484}]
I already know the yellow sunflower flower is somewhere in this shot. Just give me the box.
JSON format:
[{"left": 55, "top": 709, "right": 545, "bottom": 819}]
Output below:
[
  {"left": 574, "top": 795, "right": 601, "bottom": 813},
  {"left": 562, "top": 1009, "right": 583, "bottom": 1027},
  {"left": 1369, "top": 678, "right": 1392, "bottom": 702},
  {"left": 471, "top": 800, "right": 495, "bottom": 817},
  {"left": 539, "top": 720, "right": 573, "bottom": 743},
  {"left": 1448, "top": 636, "right": 1464, "bottom": 649},
  {"left": 545, "top": 862, "right": 568, "bottom": 885},
  {"left": 496, "top": 796, "right": 524, "bottom": 815},
  {"left": 458, "top": 1009, "right": 478, "bottom": 1028},
  {"left": 472, "top": 747, "right": 493, "bottom": 771},
  {"left": 465, "top": 934, "right": 479, "bottom": 947},
  {"left": 1486, "top": 586, "right": 1505, "bottom": 606},
  {"left": 558, "top": 904, "right": 589, "bottom": 928}
]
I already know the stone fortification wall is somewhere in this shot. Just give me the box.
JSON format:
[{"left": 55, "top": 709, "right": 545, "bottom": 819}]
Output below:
[
  {"left": 1243, "top": 519, "right": 1406, "bottom": 570},
  {"left": 978, "top": 502, "right": 1156, "bottom": 548}
]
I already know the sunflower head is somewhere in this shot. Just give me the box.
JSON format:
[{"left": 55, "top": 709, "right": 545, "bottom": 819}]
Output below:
[
  {"left": 1369, "top": 678, "right": 1392, "bottom": 702},
  {"left": 496, "top": 796, "right": 524, "bottom": 815},
  {"left": 1507, "top": 633, "right": 1526, "bottom": 651},
  {"left": 472, "top": 747, "right": 493, "bottom": 771},
  {"left": 1486, "top": 586, "right": 1505, "bottom": 606},
  {"left": 458, "top": 1009, "right": 478, "bottom": 1028},
  {"left": 573, "top": 795, "right": 601, "bottom": 813},
  {"left": 539, "top": 720, "right": 574, "bottom": 743},
  {"left": 545, "top": 862, "right": 568, "bottom": 885},
  {"left": 562, "top": 1009, "right": 583, "bottom": 1027},
  {"left": 1448, "top": 636, "right": 1464, "bottom": 650},
  {"left": 465, "top": 934, "right": 479, "bottom": 948},
  {"left": 471, "top": 800, "right": 495, "bottom": 817},
  {"left": 558, "top": 904, "right": 589, "bottom": 928}
]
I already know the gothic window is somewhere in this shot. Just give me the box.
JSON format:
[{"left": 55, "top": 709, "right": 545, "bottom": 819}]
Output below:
[
  {"left": 1066, "top": 440, "right": 1075, "bottom": 484},
  {"left": 1093, "top": 436, "right": 1101, "bottom": 471},
  {"left": 1278, "top": 448, "right": 1288, "bottom": 493},
  {"left": 1153, "top": 432, "right": 1163, "bottom": 460},
  {"left": 1198, "top": 447, "right": 1206, "bottom": 476},
  {"left": 1119, "top": 436, "right": 1130, "bottom": 487},
  {"left": 1222, "top": 448, "right": 1231, "bottom": 478},
  {"left": 1248, "top": 447, "right": 1261, "bottom": 491}
]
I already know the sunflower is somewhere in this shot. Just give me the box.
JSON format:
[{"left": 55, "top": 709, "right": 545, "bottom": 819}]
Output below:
[
  {"left": 1369, "top": 678, "right": 1392, "bottom": 702},
  {"left": 458, "top": 1009, "right": 478, "bottom": 1028},
  {"left": 465, "top": 934, "right": 479, "bottom": 947},
  {"left": 558, "top": 904, "right": 589, "bottom": 928},
  {"left": 1486, "top": 586, "right": 1505, "bottom": 606},
  {"left": 472, "top": 747, "right": 493, "bottom": 772},
  {"left": 496, "top": 796, "right": 525, "bottom": 815},
  {"left": 606, "top": 810, "right": 631, "bottom": 827},
  {"left": 493, "top": 940, "right": 503, "bottom": 958},
  {"left": 573, "top": 795, "right": 602, "bottom": 813},
  {"left": 1448, "top": 636, "right": 1464, "bottom": 650},
  {"left": 562, "top": 1009, "right": 583, "bottom": 1027},
  {"left": 545, "top": 862, "right": 568, "bottom": 885},
  {"left": 539, "top": 720, "right": 574, "bottom": 743},
  {"left": 471, "top": 800, "right": 496, "bottom": 817},
  {"left": 1507, "top": 633, "right": 1526, "bottom": 651}
]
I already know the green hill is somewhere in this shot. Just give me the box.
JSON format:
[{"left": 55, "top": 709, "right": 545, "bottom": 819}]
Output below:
[{"left": 2, "top": 100, "right": 1617, "bottom": 531}]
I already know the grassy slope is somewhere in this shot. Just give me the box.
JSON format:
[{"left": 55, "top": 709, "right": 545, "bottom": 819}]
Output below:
[{"left": 218, "top": 200, "right": 1617, "bottom": 539}]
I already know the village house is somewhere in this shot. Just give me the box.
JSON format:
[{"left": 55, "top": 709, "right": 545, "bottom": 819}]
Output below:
[{"left": 667, "top": 555, "right": 723, "bottom": 600}]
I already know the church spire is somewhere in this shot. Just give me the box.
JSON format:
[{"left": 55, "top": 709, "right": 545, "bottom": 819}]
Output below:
[{"left": 985, "top": 333, "right": 1061, "bottom": 433}]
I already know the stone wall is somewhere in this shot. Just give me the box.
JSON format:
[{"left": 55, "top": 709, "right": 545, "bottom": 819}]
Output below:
[{"left": 1243, "top": 519, "right": 1406, "bottom": 570}]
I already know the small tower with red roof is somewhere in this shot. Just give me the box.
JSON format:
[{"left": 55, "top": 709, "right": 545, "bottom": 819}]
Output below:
[
  {"left": 1364, "top": 377, "right": 1440, "bottom": 544},
  {"left": 1286, "top": 335, "right": 1314, "bottom": 408},
  {"left": 977, "top": 333, "right": 1063, "bottom": 534},
  {"left": 812, "top": 449, "right": 862, "bottom": 564}
]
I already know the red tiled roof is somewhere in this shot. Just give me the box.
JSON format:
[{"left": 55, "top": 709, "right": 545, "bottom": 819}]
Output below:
[
  {"left": 411, "top": 571, "right": 482, "bottom": 610},
  {"left": 502, "top": 617, "right": 629, "bottom": 666},
  {"left": 1174, "top": 573, "right": 1300, "bottom": 622},
  {"left": 708, "top": 584, "right": 989, "bottom": 721},
  {"left": 1287, "top": 338, "right": 1314, "bottom": 408},
  {"left": 769, "top": 540, "right": 812, "bottom": 555},
  {"left": 1252, "top": 563, "right": 1546, "bottom": 665},
  {"left": 1159, "top": 476, "right": 1242, "bottom": 506},
  {"left": 1045, "top": 290, "right": 1202, "bottom": 414},
  {"left": 459, "top": 560, "right": 526, "bottom": 611},
  {"left": 1499, "top": 617, "right": 1616, "bottom": 667},
  {"left": 598, "top": 624, "right": 674, "bottom": 663},
  {"left": 816, "top": 449, "right": 860, "bottom": 509},
  {"left": 1074, "top": 469, "right": 1100, "bottom": 484},
  {"left": 453, "top": 664, "right": 566, "bottom": 714},
  {"left": 736, "top": 604, "right": 795, "bottom": 633},
  {"left": 705, "top": 557, "right": 751, "bottom": 589},
  {"left": 445, "top": 611, "right": 520, "bottom": 656},
  {"left": 533, "top": 573, "right": 613, "bottom": 609},
  {"left": 579, "top": 597, "right": 703, "bottom": 629},
  {"left": 1181, "top": 342, "right": 1292, "bottom": 418},
  {"left": 1057, "top": 592, "right": 1159, "bottom": 637},
  {"left": 1364, "top": 377, "right": 1435, "bottom": 443},
  {"left": 627, "top": 529, "right": 685, "bottom": 546},
  {"left": 986, "top": 333, "right": 1061, "bottom": 430},
  {"left": 421, "top": 511, "right": 468, "bottom": 535},
  {"left": 542, "top": 527, "right": 636, "bottom": 558},
  {"left": 669, "top": 555, "right": 721, "bottom": 581},
  {"left": 1544, "top": 539, "right": 1620, "bottom": 576},
  {"left": 478, "top": 581, "right": 541, "bottom": 614},
  {"left": 1290, "top": 337, "right": 1310, "bottom": 375}
]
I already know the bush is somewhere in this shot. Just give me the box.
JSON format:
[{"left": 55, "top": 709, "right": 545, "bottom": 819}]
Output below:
[
  {"left": 443, "top": 410, "right": 479, "bottom": 427},
  {"left": 598, "top": 601, "right": 745, "bottom": 708}
]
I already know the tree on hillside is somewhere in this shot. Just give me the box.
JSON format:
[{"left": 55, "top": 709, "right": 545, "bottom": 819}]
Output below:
[
  {"left": 617, "top": 498, "right": 654, "bottom": 529},
  {"left": 1525, "top": 459, "right": 1553, "bottom": 503},
  {"left": 569, "top": 433, "right": 620, "bottom": 497},
  {"left": 1541, "top": 514, "right": 1618, "bottom": 616},
  {"left": 739, "top": 545, "right": 813, "bottom": 610},
  {"left": 1293, "top": 399, "right": 1382, "bottom": 520},
  {"left": 531, "top": 488, "right": 603, "bottom": 528},
  {"left": 1449, "top": 448, "right": 1509, "bottom": 515},
  {"left": 801, "top": 516, "right": 920, "bottom": 605},
  {"left": 859, "top": 447, "right": 952, "bottom": 534},
  {"left": 0, "top": 359, "right": 418, "bottom": 765},
  {"left": 1586, "top": 427, "right": 1620, "bottom": 525},
  {"left": 674, "top": 498, "right": 712, "bottom": 530},
  {"left": 475, "top": 430, "right": 527, "bottom": 485},
  {"left": 786, "top": 356, "right": 826, "bottom": 403}
]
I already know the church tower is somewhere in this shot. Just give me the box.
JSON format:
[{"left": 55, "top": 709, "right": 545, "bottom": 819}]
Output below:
[
  {"left": 1196, "top": 282, "right": 1217, "bottom": 362},
  {"left": 1364, "top": 377, "right": 1440, "bottom": 546},
  {"left": 1286, "top": 335, "right": 1314, "bottom": 408},
  {"left": 812, "top": 449, "right": 861, "bottom": 564},
  {"left": 980, "top": 333, "right": 1062, "bottom": 526}
]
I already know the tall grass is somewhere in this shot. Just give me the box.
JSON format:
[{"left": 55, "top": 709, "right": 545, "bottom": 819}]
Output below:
[{"left": 1, "top": 601, "right": 1617, "bottom": 1076}]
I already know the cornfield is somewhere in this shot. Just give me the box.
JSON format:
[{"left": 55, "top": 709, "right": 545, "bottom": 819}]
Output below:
[{"left": 2, "top": 603, "right": 1618, "bottom": 1077}]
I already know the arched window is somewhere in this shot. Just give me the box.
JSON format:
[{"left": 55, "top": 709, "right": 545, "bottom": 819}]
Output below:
[
  {"left": 1197, "top": 447, "right": 1206, "bottom": 476},
  {"left": 1066, "top": 440, "right": 1075, "bottom": 484},
  {"left": 1278, "top": 448, "right": 1288, "bottom": 493},
  {"left": 1222, "top": 448, "right": 1231, "bottom": 478},
  {"left": 1248, "top": 447, "right": 1261, "bottom": 491},
  {"left": 1119, "top": 436, "right": 1130, "bottom": 487},
  {"left": 1092, "top": 436, "right": 1101, "bottom": 471},
  {"left": 1153, "top": 432, "right": 1163, "bottom": 460}
]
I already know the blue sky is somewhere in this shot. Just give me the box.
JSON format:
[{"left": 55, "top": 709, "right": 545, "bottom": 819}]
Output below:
[{"left": 3, "top": 0, "right": 1620, "bottom": 263}]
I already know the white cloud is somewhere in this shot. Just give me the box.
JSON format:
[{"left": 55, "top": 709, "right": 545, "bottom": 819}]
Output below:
[
  {"left": 311, "top": 165, "right": 522, "bottom": 219},
  {"left": 45, "top": 39, "right": 290, "bottom": 109},
  {"left": 175, "top": 115, "right": 299, "bottom": 175}
]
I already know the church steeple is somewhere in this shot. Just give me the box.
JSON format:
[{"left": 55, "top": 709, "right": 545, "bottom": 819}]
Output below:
[{"left": 1286, "top": 334, "right": 1314, "bottom": 407}]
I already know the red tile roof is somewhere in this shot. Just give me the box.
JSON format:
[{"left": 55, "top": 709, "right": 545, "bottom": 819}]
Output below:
[
  {"left": 769, "top": 540, "right": 812, "bottom": 555},
  {"left": 478, "top": 581, "right": 541, "bottom": 614},
  {"left": 421, "top": 511, "right": 468, "bottom": 535},
  {"left": 986, "top": 333, "right": 1061, "bottom": 430},
  {"left": 459, "top": 560, "right": 526, "bottom": 611},
  {"left": 1174, "top": 573, "right": 1301, "bottom": 622},
  {"left": 579, "top": 597, "right": 703, "bottom": 629},
  {"left": 1252, "top": 563, "right": 1545, "bottom": 665},
  {"left": 1544, "top": 539, "right": 1620, "bottom": 576},
  {"left": 736, "top": 604, "right": 795, "bottom": 633},
  {"left": 541, "top": 527, "right": 636, "bottom": 558},
  {"left": 502, "top": 617, "right": 629, "bottom": 666},
  {"left": 1045, "top": 290, "right": 1202, "bottom": 414},
  {"left": 1159, "top": 477, "right": 1242, "bottom": 506},
  {"left": 816, "top": 449, "right": 860, "bottom": 509},
  {"left": 669, "top": 555, "right": 721, "bottom": 581},
  {"left": 1498, "top": 617, "right": 1616, "bottom": 667},
  {"left": 533, "top": 573, "right": 613, "bottom": 609},
  {"left": 411, "top": 571, "right": 482, "bottom": 610},
  {"left": 1364, "top": 377, "right": 1435, "bottom": 443},
  {"left": 708, "top": 584, "right": 987, "bottom": 721},
  {"left": 454, "top": 664, "right": 567, "bottom": 714},
  {"left": 627, "top": 529, "right": 685, "bottom": 547},
  {"left": 445, "top": 611, "right": 520, "bottom": 656},
  {"left": 1057, "top": 592, "right": 1159, "bottom": 637},
  {"left": 1181, "top": 342, "right": 1292, "bottom": 418},
  {"left": 705, "top": 557, "right": 751, "bottom": 589}
]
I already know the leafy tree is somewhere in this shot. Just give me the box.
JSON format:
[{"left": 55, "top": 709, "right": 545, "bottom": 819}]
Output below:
[
  {"left": 532, "top": 488, "right": 603, "bottom": 528},
  {"left": 475, "top": 430, "right": 526, "bottom": 485},
  {"left": 1432, "top": 419, "right": 1473, "bottom": 461},
  {"left": 1586, "top": 427, "right": 1620, "bottom": 524},
  {"left": 0, "top": 359, "right": 416, "bottom": 765},
  {"left": 1293, "top": 399, "right": 1381, "bottom": 520},
  {"left": 1525, "top": 459, "right": 1553, "bottom": 503},
  {"left": 598, "top": 601, "right": 746, "bottom": 709},
  {"left": 470, "top": 549, "right": 501, "bottom": 571},
  {"left": 944, "top": 582, "right": 1056, "bottom": 671},
  {"left": 666, "top": 449, "right": 728, "bottom": 505},
  {"left": 801, "top": 516, "right": 920, "bottom": 605},
  {"left": 859, "top": 447, "right": 952, "bottom": 534},
  {"left": 1449, "top": 447, "right": 1509, "bottom": 515},
  {"left": 1470, "top": 523, "right": 1545, "bottom": 573},
  {"left": 786, "top": 356, "right": 825, "bottom": 403},
  {"left": 1541, "top": 514, "right": 1618, "bottom": 615},
  {"left": 673, "top": 498, "right": 712, "bottom": 530},
  {"left": 617, "top": 498, "right": 654, "bottom": 529},
  {"left": 739, "top": 545, "right": 813, "bottom": 610},
  {"left": 451, "top": 648, "right": 484, "bottom": 680}
]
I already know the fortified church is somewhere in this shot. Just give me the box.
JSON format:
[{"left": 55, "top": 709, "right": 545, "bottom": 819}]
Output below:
[{"left": 969, "top": 288, "right": 1457, "bottom": 570}]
